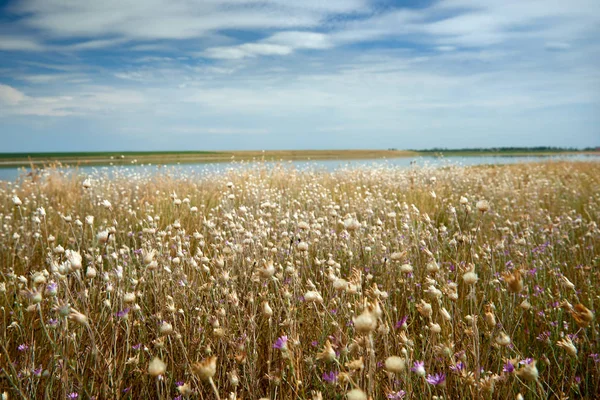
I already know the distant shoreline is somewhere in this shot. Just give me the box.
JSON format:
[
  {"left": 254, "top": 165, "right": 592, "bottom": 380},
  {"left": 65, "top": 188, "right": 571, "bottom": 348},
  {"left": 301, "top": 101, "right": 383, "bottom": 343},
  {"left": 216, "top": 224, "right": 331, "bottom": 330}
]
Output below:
[{"left": 0, "top": 149, "right": 598, "bottom": 168}]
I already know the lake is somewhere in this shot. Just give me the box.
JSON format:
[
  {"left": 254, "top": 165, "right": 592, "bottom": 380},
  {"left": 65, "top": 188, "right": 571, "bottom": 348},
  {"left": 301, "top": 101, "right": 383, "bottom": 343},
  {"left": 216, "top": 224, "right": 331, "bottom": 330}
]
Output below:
[{"left": 1, "top": 154, "right": 599, "bottom": 182}]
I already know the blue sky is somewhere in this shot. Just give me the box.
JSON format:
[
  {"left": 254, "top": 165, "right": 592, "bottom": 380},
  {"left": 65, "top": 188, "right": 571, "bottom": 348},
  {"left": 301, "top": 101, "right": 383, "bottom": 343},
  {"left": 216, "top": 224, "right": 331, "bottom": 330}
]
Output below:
[{"left": 0, "top": 0, "right": 599, "bottom": 152}]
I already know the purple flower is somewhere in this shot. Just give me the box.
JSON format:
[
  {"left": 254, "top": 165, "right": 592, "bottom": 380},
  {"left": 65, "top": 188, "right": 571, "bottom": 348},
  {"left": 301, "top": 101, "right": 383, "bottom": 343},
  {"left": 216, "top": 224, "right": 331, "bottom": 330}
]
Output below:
[
  {"left": 426, "top": 373, "right": 446, "bottom": 386},
  {"left": 387, "top": 390, "right": 406, "bottom": 399},
  {"left": 519, "top": 358, "right": 534, "bottom": 365},
  {"left": 116, "top": 308, "right": 130, "bottom": 318},
  {"left": 322, "top": 371, "right": 338, "bottom": 383},
  {"left": 589, "top": 353, "right": 600, "bottom": 363},
  {"left": 449, "top": 362, "right": 465, "bottom": 373},
  {"left": 18, "top": 344, "right": 29, "bottom": 352},
  {"left": 502, "top": 362, "right": 515, "bottom": 373},
  {"left": 132, "top": 343, "right": 142, "bottom": 350},
  {"left": 411, "top": 361, "right": 425, "bottom": 376},
  {"left": 67, "top": 393, "right": 79, "bottom": 399},
  {"left": 273, "top": 335, "right": 288, "bottom": 350},
  {"left": 395, "top": 316, "right": 408, "bottom": 329}
]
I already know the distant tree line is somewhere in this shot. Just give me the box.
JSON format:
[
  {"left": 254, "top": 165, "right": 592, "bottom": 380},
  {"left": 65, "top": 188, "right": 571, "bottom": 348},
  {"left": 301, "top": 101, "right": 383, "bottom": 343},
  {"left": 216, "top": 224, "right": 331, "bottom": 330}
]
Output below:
[{"left": 412, "top": 146, "right": 598, "bottom": 153}]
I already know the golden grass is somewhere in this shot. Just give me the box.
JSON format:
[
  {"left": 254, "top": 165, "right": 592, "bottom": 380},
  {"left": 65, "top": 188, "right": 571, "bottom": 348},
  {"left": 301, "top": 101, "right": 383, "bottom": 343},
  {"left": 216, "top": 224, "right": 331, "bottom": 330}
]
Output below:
[{"left": 0, "top": 161, "right": 598, "bottom": 399}]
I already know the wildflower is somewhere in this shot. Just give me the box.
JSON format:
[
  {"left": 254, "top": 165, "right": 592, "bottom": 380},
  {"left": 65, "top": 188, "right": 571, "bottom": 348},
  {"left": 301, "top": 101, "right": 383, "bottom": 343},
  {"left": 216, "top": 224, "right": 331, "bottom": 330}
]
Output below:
[
  {"left": 496, "top": 332, "right": 511, "bottom": 346},
  {"left": 503, "top": 270, "right": 523, "bottom": 293},
  {"left": 322, "top": 371, "right": 338, "bottom": 383},
  {"left": 86, "top": 267, "right": 97, "bottom": 279},
  {"left": 411, "top": 361, "right": 426, "bottom": 377},
  {"left": 66, "top": 250, "right": 82, "bottom": 270},
  {"left": 159, "top": 321, "right": 173, "bottom": 335},
  {"left": 502, "top": 361, "right": 515, "bottom": 373},
  {"left": 67, "top": 393, "right": 79, "bottom": 399},
  {"left": 416, "top": 300, "right": 432, "bottom": 318},
  {"left": 82, "top": 178, "right": 92, "bottom": 188},
  {"left": 273, "top": 336, "right": 288, "bottom": 350},
  {"left": 516, "top": 359, "right": 538, "bottom": 382},
  {"left": 123, "top": 292, "right": 136, "bottom": 303},
  {"left": 192, "top": 356, "right": 217, "bottom": 381},
  {"left": 148, "top": 357, "right": 167, "bottom": 377},
  {"left": 298, "top": 221, "right": 310, "bottom": 230},
  {"left": 343, "top": 218, "right": 361, "bottom": 231},
  {"left": 177, "top": 382, "right": 192, "bottom": 396},
  {"left": 101, "top": 199, "right": 112, "bottom": 209},
  {"left": 400, "top": 264, "right": 413, "bottom": 274},
  {"left": 333, "top": 278, "right": 349, "bottom": 291},
  {"left": 69, "top": 309, "right": 88, "bottom": 325},
  {"left": 450, "top": 362, "right": 465, "bottom": 373},
  {"left": 262, "top": 301, "right": 273, "bottom": 317},
  {"left": 426, "top": 261, "right": 440, "bottom": 273},
  {"left": 571, "top": 304, "right": 594, "bottom": 328},
  {"left": 18, "top": 343, "right": 29, "bottom": 352},
  {"left": 346, "top": 388, "right": 367, "bottom": 400},
  {"left": 387, "top": 391, "right": 406, "bottom": 399},
  {"left": 12, "top": 195, "right": 22, "bottom": 206},
  {"left": 395, "top": 316, "right": 408, "bottom": 329},
  {"left": 385, "top": 356, "right": 406, "bottom": 374},
  {"left": 46, "top": 282, "right": 58, "bottom": 296},
  {"left": 258, "top": 261, "right": 275, "bottom": 279},
  {"left": 463, "top": 270, "right": 478, "bottom": 285},
  {"left": 304, "top": 290, "right": 323, "bottom": 303},
  {"left": 85, "top": 215, "right": 94, "bottom": 225},
  {"left": 353, "top": 309, "right": 377, "bottom": 334},
  {"left": 556, "top": 337, "right": 577, "bottom": 357},
  {"left": 476, "top": 200, "right": 490, "bottom": 213},
  {"left": 426, "top": 372, "right": 446, "bottom": 386},
  {"left": 97, "top": 230, "right": 110, "bottom": 244},
  {"left": 317, "top": 340, "right": 337, "bottom": 362}
]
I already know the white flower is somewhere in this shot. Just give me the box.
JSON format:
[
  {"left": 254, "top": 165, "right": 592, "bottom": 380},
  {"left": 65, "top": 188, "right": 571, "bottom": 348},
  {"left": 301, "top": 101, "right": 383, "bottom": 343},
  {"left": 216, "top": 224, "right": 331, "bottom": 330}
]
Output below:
[
  {"left": 476, "top": 200, "right": 490, "bottom": 213},
  {"left": 385, "top": 356, "right": 406, "bottom": 373},
  {"left": 148, "top": 357, "right": 167, "bottom": 377},
  {"left": 66, "top": 250, "right": 82, "bottom": 270},
  {"left": 304, "top": 291, "right": 323, "bottom": 303},
  {"left": 353, "top": 310, "right": 377, "bottom": 334}
]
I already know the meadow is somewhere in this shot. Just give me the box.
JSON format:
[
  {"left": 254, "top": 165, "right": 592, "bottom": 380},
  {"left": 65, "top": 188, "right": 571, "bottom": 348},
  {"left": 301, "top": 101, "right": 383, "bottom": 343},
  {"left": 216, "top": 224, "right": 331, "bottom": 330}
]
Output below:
[{"left": 0, "top": 161, "right": 598, "bottom": 399}]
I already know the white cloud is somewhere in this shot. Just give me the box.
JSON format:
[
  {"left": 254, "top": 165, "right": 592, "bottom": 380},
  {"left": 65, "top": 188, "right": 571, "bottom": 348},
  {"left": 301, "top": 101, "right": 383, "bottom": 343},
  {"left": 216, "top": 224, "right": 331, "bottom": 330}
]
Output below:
[
  {"left": 0, "top": 36, "right": 44, "bottom": 51},
  {"left": 0, "top": 84, "right": 27, "bottom": 105},
  {"left": 205, "top": 43, "right": 293, "bottom": 59},
  {"left": 10, "top": 0, "right": 366, "bottom": 41},
  {"left": 267, "top": 31, "right": 333, "bottom": 50}
]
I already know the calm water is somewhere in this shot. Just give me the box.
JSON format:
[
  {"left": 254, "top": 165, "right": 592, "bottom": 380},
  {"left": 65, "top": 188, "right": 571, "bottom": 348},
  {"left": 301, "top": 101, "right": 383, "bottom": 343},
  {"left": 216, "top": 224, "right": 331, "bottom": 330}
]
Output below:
[{"left": 1, "top": 154, "right": 598, "bottom": 182}]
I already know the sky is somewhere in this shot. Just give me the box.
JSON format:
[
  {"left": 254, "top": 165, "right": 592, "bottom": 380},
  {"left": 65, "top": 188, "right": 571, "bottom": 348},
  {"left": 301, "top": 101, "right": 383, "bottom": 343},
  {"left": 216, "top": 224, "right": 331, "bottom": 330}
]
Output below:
[{"left": 0, "top": 0, "right": 599, "bottom": 152}]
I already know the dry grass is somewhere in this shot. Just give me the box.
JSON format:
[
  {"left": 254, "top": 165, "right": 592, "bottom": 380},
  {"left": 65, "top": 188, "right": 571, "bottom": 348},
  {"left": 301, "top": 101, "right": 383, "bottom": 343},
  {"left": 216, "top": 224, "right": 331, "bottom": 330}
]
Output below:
[{"left": 0, "top": 161, "right": 598, "bottom": 399}]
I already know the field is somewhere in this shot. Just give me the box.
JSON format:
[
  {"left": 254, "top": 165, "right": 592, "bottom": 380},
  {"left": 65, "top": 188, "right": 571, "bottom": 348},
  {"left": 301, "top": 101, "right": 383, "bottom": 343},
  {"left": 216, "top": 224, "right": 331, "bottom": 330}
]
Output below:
[
  {"left": 1, "top": 161, "right": 599, "bottom": 399},
  {"left": 0, "top": 150, "right": 417, "bottom": 168}
]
